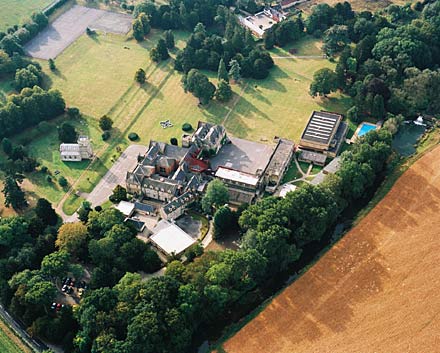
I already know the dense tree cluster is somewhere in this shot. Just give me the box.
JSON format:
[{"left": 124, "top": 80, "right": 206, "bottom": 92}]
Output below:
[
  {"left": 182, "top": 69, "right": 216, "bottom": 105},
  {"left": 133, "top": 0, "right": 234, "bottom": 31},
  {"left": 0, "top": 205, "right": 162, "bottom": 352},
  {"left": 150, "top": 38, "right": 170, "bottom": 62},
  {"left": 263, "top": 17, "right": 304, "bottom": 49},
  {"left": 0, "top": 86, "right": 65, "bottom": 139},
  {"left": 175, "top": 20, "right": 274, "bottom": 80},
  {"left": 310, "top": 0, "right": 440, "bottom": 118},
  {"left": 0, "top": 12, "right": 48, "bottom": 55}
]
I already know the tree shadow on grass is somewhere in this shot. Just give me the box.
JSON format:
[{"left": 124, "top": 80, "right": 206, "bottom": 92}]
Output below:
[
  {"left": 140, "top": 82, "right": 164, "bottom": 100},
  {"left": 316, "top": 95, "right": 352, "bottom": 113},
  {"left": 244, "top": 85, "right": 272, "bottom": 106}
]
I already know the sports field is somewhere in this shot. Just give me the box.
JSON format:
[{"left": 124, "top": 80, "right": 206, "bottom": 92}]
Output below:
[
  {"left": 0, "top": 0, "right": 53, "bottom": 31},
  {"left": 222, "top": 144, "right": 440, "bottom": 353}
]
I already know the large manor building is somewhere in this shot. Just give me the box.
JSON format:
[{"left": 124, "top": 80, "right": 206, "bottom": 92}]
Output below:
[{"left": 125, "top": 122, "right": 295, "bottom": 219}]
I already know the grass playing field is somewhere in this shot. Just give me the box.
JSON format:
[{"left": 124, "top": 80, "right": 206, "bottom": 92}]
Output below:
[
  {"left": 16, "top": 29, "right": 350, "bottom": 214},
  {"left": 0, "top": 319, "right": 31, "bottom": 353},
  {"left": 0, "top": 0, "right": 53, "bottom": 31}
]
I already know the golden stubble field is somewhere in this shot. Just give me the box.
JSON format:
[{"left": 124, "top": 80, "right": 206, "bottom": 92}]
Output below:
[{"left": 223, "top": 145, "right": 440, "bottom": 353}]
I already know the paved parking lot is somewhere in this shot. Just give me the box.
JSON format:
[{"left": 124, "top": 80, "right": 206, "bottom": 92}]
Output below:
[
  {"left": 86, "top": 144, "right": 146, "bottom": 207},
  {"left": 25, "top": 5, "right": 132, "bottom": 59}
]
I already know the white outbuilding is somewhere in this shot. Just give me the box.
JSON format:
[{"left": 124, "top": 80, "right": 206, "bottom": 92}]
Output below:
[{"left": 150, "top": 220, "right": 196, "bottom": 257}]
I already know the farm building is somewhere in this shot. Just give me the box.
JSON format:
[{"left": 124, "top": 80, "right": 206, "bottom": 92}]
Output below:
[
  {"left": 299, "top": 111, "right": 348, "bottom": 157},
  {"left": 60, "top": 136, "right": 93, "bottom": 162},
  {"left": 149, "top": 220, "right": 196, "bottom": 257}
]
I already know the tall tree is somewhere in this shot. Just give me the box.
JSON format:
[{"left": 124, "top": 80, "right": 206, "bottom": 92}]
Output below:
[
  {"left": 183, "top": 69, "right": 216, "bottom": 105},
  {"left": 217, "top": 58, "right": 228, "bottom": 83},
  {"left": 2, "top": 175, "right": 26, "bottom": 209},
  {"left": 309, "top": 68, "right": 338, "bottom": 97},
  {"left": 2, "top": 137, "right": 13, "bottom": 155},
  {"left": 35, "top": 198, "right": 58, "bottom": 226},
  {"left": 215, "top": 79, "right": 232, "bottom": 102},
  {"left": 56, "top": 222, "right": 89, "bottom": 259},
  {"left": 164, "top": 30, "right": 175, "bottom": 49},
  {"left": 58, "top": 123, "right": 77, "bottom": 143},
  {"left": 99, "top": 115, "right": 113, "bottom": 131},
  {"left": 228, "top": 59, "right": 241, "bottom": 82},
  {"left": 201, "top": 179, "right": 229, "bottom": 214},
  {"left": 134, "top": 68, "right": 146, "bottom": 84},
  {"left": 371, "top": 94, "right": 385, "bottom": 119}
]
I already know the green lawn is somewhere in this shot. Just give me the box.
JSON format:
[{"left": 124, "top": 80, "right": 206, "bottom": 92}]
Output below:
[
  {"left": 20, "top": 30, "right": 351, "bottom": 210},
  {"left": 0, "top": 0, "right": 53, "bottom": 31},
  {"left": 282, "top": 162, "right": 302, "bottom": 183},
  {"left": 269, "top": 36, "right": 324, "bottom": 57},
  {"left": 7, "top": 115, "right": 105, "bottom": 205}
]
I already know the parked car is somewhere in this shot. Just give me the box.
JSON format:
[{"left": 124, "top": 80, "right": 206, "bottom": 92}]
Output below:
[
  {"left": 51, "top": 302, "right": 57, "bottom": 310},
  {"left": 62, "top": 285, "right": 68, "bottom": 292},
  {"left": 78, "top": 288, "right": 85, "bottom": 297},
  {"left": 56, "top": 303, "right": 62, "bottom": 311}
]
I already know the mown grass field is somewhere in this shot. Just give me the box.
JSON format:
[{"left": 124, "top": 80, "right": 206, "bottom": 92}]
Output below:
[
  {"left": 0, "top": 0, "right": 53, "bottom": 31},
  {"left": 0, "top": 319, "right": 31, "bottom": 353},
  {"left": 16, "top": 29, "right": 350, "bottom": 213}
]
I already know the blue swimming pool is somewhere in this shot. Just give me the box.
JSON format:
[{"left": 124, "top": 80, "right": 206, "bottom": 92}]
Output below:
[{"left": 358, "top": 123, "right": 377, "bottom": 137}]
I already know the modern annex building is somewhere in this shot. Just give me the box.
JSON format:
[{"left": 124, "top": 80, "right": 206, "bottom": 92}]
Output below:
[{"left": 299, "top": 111, "right": 348, "bottom": 158}]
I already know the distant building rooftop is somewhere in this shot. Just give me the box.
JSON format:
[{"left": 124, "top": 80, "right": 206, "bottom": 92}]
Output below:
[
  {"left": 150, "top": 220, "right": 196, "bottom": 256},
  {"left": 134, "top": 201, "right": 156, "bottom": 214},
  {"left": 215, "top": 167, "right": 260, "bottom": 187},
  {"left": 279, "top": 184, "right": 297, "bottom": 198},
  {"left": 299, "top": 150, "right": 327, "bottom": 165},
  {"left": 323, "top": 156, "right": 342, "bottom": 174},
  {"left": 265, "top": 139, "right": 295, "bottom": 177},
  {"left": 210, "top": 137, "right": 274, "bottom": 176},
  {"left": 116, "top": 201, "right": 135, "bottom": 217}
]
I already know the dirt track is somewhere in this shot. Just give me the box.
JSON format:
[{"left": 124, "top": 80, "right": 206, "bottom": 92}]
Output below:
[{"left": 223, "top": 145, "right": 440, "bottom": 353}]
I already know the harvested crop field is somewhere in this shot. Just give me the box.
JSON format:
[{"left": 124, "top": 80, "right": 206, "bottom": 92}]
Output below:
[
  {"left": 24, "top": 5, "right": 132, "bottom": 59},
  {"left": 223, "top": 145, "right": 440, "bottom": 353}
]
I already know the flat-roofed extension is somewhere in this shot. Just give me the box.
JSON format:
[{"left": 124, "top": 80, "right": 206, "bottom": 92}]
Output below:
[
  {"left": 215, "top": 167, "right": 260, "bottom": 187},
  {"left": 301, "top": 111, "right": 342, "bottom": 146}
]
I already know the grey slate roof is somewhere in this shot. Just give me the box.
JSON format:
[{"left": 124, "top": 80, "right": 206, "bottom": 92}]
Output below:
[
  {"left": 162, "top": 191, "right": 195, "bottom": 215},
  {"left": 265, "top": 139, "right": 295, "bottom": 176}
]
